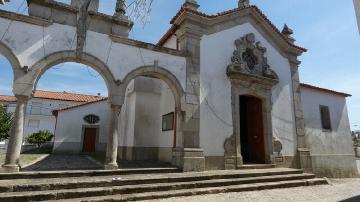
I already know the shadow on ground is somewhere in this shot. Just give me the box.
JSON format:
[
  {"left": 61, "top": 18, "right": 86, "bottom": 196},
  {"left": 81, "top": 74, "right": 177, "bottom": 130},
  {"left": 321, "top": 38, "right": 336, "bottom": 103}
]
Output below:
[
  {"left": 340, "top": 195, "right": 360, "bottom": 202},
  {"left": 21, "top": 154, "right": 102, "bottom": 171}
]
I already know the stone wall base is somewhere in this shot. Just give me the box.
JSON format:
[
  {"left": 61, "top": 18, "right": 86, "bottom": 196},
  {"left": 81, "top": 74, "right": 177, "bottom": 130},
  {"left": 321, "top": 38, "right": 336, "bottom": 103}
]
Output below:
[
  {"left": 298, "top": 148, "right": 313, "bottom": 173},
  {"left": 311, "top": 154, "right": 359, "bottom": 178},
  {"left": 0, "top": 164, "right": 19, "bottom": 173},
  {"left": 117, "top": 146, "right": 172, "bottom": 162},
  {"left": 270, "top": 155, "right": 298, "bottom": 168},
  {"left": 172, "top": 148, "right": 205, "bottom": 172}
]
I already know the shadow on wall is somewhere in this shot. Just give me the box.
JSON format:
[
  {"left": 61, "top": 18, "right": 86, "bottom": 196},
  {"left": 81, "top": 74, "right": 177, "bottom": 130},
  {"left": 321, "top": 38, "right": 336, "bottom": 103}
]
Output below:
[{"left": 305, "top": 101, "right": 347, "bottom": 132}]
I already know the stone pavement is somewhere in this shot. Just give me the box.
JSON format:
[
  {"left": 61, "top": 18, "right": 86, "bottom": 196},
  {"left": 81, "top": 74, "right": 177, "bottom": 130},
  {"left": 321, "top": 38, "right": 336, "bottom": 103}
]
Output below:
[
  {"left": 21, "top": 154, "right": 102, "bottom": 171},
  {"left": 145, "top": 178, "right": 360, "bottom": 202}
]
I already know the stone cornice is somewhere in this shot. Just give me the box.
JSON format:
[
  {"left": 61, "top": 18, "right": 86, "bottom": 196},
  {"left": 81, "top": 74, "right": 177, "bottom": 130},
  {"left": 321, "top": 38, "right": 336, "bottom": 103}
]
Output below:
[
  {"left": 27, "top": 0, "right": 78, "bottom": 13},
  {"left": 0, "top": 9, "right": 52, "bottom": 27},
  {"left": 228, "top": 72, "right": 279, "bottom": 90},
  {"left": 88, "top": 11, "right": 133, "bottom": 28},
  {"left": 169, "top": 6, "right": 306, "bottom": 57},
  {"left": 110, "top": 35, "right": 188, "bottom": 58}
]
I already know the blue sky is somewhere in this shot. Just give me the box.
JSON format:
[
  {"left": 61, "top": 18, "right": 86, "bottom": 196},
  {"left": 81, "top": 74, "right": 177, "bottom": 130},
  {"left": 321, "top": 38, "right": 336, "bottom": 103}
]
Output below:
[{"left": 0, "top": 0, "right": 359, "bottom": 129}]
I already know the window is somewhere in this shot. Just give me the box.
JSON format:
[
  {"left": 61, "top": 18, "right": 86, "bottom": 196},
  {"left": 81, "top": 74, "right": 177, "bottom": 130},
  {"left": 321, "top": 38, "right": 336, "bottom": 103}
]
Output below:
[
  {"left": 162, "top": 112, "right": 174, "bottom": 131},
  {"left": 320, "top": 105, "right": 332, "bottom": 131},
  {"left": 31, "top": 102, "right": 42, "bottom": 115},
  {"left": 28, "top": 119, "right": 40, "bottom": 128}
]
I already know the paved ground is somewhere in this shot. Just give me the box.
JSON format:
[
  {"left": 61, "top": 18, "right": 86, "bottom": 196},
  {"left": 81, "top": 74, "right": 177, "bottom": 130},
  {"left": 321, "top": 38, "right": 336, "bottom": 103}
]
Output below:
[
  {"left": 146, "top": 178, "right": 360, "bottom": 202},
  {"left": 21, "top": 154, "right": 102, "bottom": 171}
]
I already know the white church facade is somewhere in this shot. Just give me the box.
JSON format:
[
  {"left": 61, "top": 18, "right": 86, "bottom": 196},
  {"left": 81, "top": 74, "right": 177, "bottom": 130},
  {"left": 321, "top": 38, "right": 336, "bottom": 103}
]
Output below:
[{"left": 0, "top": 0, "right": 358, "bottom": 177}]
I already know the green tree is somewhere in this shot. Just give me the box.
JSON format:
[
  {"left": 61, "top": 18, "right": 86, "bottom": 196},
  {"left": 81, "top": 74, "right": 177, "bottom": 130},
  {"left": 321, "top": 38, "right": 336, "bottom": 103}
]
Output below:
[
  {"left": 27, "top": 130, "right": 54, "bottom": 148},
  {"left": 0, "top": 105, "right": 13, "bottom": 141}
]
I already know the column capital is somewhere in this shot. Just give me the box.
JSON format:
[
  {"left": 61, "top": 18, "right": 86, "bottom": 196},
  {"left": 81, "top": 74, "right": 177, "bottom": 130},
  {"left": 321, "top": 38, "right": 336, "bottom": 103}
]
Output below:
[{"left": 14, "top": 95, "right": 30, "bottom": 102}]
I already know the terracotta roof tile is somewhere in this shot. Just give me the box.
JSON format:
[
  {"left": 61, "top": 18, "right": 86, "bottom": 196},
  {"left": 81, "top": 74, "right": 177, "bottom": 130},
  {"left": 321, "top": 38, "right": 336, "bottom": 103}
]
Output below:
[
  {"left": 0, "top": 90, "right": 106, "bottom": 103},
  {"left": 33, "top": 90, "right": 105, "bottom": 102},
  {"left": 0, "top": 95, "right": 17, "bottom": 102},
  {"left": 53, "top": 97, "right": 108, "bottom": 116},
  {"left": 300, "top": 83, "right": 351, "bottom": 97}
]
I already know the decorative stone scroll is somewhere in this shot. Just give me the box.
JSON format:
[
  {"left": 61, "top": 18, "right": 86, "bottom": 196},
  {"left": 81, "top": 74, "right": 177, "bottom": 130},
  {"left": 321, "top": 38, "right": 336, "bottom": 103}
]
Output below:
[{"left": 227, "top": 33, "right": 279, "bottom": 81}]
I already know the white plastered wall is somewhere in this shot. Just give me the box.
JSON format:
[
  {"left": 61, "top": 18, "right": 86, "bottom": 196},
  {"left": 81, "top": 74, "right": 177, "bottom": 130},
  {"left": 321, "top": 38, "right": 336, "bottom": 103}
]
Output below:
[
  {"left": 301, "top": 87, "right": 358, "bottom": 177},
  {"left": 0, "top": 17, "right": 187, "bottom": 91},
  {"left": 200, "top": 22, "right": 296, "bottom": 157},
  {"left": 53, "top": 100, "right": 110, "bottom": 153}
]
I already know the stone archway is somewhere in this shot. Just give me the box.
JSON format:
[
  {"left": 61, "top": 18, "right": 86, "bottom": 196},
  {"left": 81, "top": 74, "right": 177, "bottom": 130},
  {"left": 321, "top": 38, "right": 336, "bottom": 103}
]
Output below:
[
  {"left": 28, "top": 51, "right": 118, "bottom": 99},
  {"left": 0, "top": 42, "right": 23, "bottom": 91},
  {"left": 120, "top": 65, "right": 186, "bottom": 167},
  {"left": 121, "top": 65, "right": 185, "bottom": 110}
]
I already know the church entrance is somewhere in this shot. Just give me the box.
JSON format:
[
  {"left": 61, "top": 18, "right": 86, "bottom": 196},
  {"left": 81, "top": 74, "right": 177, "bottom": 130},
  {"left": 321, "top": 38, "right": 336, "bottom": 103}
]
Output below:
[
  {"left": 239, "top": 95, "right": 265, "bottom": 164},
  {"left": 82, "top": 128, "right": 97, "bottom": 153}
]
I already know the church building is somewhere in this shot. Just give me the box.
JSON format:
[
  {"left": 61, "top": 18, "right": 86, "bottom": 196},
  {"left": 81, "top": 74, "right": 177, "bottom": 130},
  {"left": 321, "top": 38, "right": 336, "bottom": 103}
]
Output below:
[{"left": 0, "top": 0, "right": 358, "bottom": 177}]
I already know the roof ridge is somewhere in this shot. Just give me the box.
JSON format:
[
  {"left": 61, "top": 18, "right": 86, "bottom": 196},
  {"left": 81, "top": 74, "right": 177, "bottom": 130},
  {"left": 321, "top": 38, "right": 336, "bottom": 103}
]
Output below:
[{"left": 35, "top": 89, "right": 106, "bottom": 98}]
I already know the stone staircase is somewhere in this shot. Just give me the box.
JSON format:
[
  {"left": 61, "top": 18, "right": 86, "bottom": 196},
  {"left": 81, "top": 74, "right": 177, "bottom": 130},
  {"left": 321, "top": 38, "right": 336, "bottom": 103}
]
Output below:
[{"left": 0, "top": 168, "right": 328, "bottom": 201}]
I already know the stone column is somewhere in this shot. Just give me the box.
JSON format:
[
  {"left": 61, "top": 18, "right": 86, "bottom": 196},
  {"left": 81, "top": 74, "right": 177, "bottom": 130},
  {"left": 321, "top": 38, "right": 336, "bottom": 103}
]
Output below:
[
  {"left": 104, "top": 104, "right": 121, "bottom": 170},
  {"left": 2, "top": 95, "right": 29, "bottom": 173},
  {"left": 290, "top": 59, "right": 312, "bottom": 172},
  {"left": 172, "top": 4, "right": 205, "bottom": 171}
]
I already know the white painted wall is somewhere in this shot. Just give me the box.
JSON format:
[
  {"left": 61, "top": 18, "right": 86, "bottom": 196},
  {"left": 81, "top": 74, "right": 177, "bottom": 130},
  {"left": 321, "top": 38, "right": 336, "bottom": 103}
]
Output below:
[
  {"left": 0, "top": 17, "right": 187, "bottom": 91},
  {"left": 200, "top": 23, "right": 296, "bottom": 157},
  {"left": 301, "top": 87, "right": 358, "bottom": 177},
  {"left": 301, "top": 87, "right": 353, "bottom": 155},
  {"left": 163, "top": 35, "right": 177, "bottom": 49},
  {"left": 6, "top": 98, "right": 82, "bottom": 141},
  {"left": 54, "top": 100, "right": 111, "bottom": 153}
]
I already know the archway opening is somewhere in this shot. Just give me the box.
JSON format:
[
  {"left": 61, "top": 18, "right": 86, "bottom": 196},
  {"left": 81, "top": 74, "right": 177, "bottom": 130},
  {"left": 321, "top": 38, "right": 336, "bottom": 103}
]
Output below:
[
  {"left": 239, "top": 95, "right": 265, "bottom": 164},
  {"left": 118, "top": 76, "right": 178, "bottom": 168},
  {"left": 0, "top": 54, "right": 15, "bottom": 149},
  {"left": 22, "top": 62, "right": 110, "bottom": 171}
]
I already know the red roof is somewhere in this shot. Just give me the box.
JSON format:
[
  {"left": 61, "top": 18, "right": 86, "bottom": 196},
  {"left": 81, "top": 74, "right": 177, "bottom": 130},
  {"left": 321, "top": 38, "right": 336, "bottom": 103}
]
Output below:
[
  {"left": 300, "top": 83, "right": 351, "bottom": 97},
  {"left": 0, "top": 95, "right": 17, "bottom": 102},
  {"left": 0, "top": 90, "right": 106, "bottom": 103},
  {"left": 52, "top": 97, "right": 108, "bottom": 116},
  {"left": 158, "top": 5, "right": 306, "bottom": 52}
]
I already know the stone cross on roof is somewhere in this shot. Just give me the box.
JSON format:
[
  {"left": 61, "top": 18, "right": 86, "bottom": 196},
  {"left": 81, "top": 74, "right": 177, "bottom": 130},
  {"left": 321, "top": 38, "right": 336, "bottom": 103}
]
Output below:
[
  {"left": 115, "top": 0, "right": 126, "bottom": 17},
  {"left": 238, "top": 0, "right": 250, "bottom": 8},
  {"left": 184, "top": 0, "right": 199, "bottom": 10}
]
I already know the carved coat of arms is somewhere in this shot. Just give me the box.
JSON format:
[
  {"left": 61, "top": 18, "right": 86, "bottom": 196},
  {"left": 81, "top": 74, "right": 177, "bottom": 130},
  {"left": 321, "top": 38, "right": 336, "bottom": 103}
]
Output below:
[{"left": 227, "top": 33, "right": 279, "bottom": 80}]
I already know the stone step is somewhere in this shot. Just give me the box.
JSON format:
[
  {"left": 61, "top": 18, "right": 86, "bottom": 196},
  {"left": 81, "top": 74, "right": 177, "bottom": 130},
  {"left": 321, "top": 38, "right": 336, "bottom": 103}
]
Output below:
[
  {"left": 0, "top": 168, "right": 304, "bottom": 193},
  {"left": 54, "top": 178, "right": 328, "bottom": 202},
  {"left": 0, "top": 167, "right": 180, "bottom": 180},
  {"left": 237, "top": 164, "right": 276, "bottom": 170},
  {"left": 0, "top": 173, "right": 321, "bottom": 201}
]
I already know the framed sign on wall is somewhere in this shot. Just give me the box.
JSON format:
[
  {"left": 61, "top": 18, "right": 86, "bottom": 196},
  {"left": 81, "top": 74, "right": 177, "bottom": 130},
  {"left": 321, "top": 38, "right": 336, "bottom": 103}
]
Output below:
[{"left": 162, "top": 112, "right": 174, "bottom": 131}]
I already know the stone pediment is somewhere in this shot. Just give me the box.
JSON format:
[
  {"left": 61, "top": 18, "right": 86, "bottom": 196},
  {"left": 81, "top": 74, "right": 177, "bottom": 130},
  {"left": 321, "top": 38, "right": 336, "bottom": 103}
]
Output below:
[{"left": 227, "top": 33, "right": 279, "bottom": 86}]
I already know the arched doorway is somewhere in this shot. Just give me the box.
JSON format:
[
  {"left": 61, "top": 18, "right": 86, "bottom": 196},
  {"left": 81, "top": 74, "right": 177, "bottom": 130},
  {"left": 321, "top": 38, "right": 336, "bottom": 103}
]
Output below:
[
  {"left": 19, "top": 56, "right": 114, "bottom": 171},
  {"left": 239, "top": 95, "right": 265, "bottom": 164},
  {"left": 0, "top": 53, "right": 15, "bottom": 148},
  {"left": 120, "top": 66, "right": 184, "bottom": 168}
]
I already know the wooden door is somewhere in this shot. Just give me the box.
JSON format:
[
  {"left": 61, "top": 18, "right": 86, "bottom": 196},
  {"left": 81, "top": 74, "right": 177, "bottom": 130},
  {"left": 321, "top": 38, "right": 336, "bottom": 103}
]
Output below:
[
  {"left": 246, "top": 97, "right": 265, "bottom": 163},
  {"left": 83, "top": 128, "right": 97, "bottom": 153}
]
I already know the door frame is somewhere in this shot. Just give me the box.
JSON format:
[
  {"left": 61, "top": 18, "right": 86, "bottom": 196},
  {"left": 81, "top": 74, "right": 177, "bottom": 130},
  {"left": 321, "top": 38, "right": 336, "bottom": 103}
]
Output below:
[
  {"left": 239, "top": 95, "right": 266, "bottom": 164},
  {"left": 226, "top": 79, "right": 275, "bottom": 167},
  {"left": 80, "top": 125, "right": 100, "bottom": 153}
]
